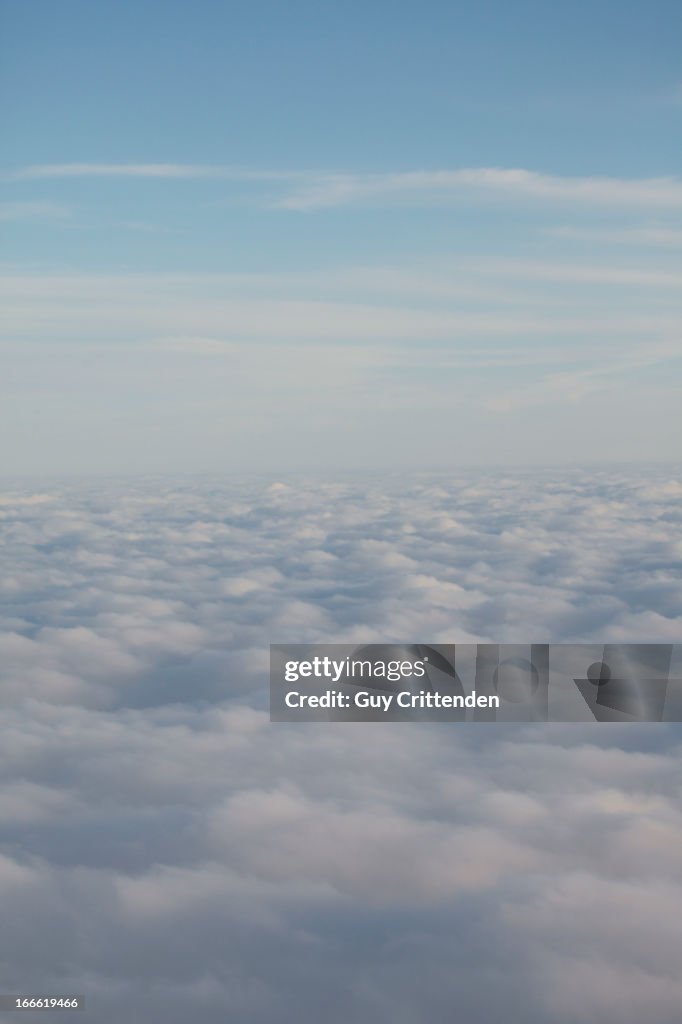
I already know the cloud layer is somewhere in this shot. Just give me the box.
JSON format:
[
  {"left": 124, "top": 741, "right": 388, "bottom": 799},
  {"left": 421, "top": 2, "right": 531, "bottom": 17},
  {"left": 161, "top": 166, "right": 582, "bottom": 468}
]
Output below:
[{"left": 1, "top": 471, "right": 681, "bottom": 1022}]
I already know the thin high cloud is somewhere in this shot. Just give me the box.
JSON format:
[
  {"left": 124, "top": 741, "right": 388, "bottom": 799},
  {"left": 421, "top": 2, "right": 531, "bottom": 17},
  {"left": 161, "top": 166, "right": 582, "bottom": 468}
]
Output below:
[
  {"left": 8, "top": 163, "right": 682, "bottom": 210},
  {"left": 9, "top": 163, "right": 298, "bottom": 182},
  {"left": 484, "top": 341, "right": 682, "bottom": 413},
  {"left": 275, "top": 168, "right": 682, "bottom": 211},
  {"left": 0, "top": 200, "right": 71, "bottom": 221},
  {"left": 480, "top": 261, "right": 682, "bottom": 288},
  {"left": 2, "top": 269, "right": 681, "bottom": 342},
  {"left": 2, "top": 261, "right": 681, "bottom": 472},
  {"left": 550, "top": 225, "right": 682, "bottom": 248}
]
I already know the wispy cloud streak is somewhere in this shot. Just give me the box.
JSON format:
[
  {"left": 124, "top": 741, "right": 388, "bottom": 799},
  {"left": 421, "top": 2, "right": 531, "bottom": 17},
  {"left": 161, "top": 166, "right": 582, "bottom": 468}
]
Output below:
[
  {"left": 8, "top": 164, "right": 682, "bottom": 211},
  {"left": 550, "top": 225, "right": 682, "bottom": 248},
  {"left": 9, "top": 163, "right": 300, "bottom": 181},
  {"left": 275, "top": 168, "right": 682, "bottom": 211}
]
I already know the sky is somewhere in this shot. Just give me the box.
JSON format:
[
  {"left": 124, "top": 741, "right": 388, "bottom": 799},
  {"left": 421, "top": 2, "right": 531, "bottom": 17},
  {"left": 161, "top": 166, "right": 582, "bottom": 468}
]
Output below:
[
  {"left": 2, "top": 0, "right": 682, "bottom": 473},
  {"left": 1, "top": 7, "right": 682, "bottom": 1021}
]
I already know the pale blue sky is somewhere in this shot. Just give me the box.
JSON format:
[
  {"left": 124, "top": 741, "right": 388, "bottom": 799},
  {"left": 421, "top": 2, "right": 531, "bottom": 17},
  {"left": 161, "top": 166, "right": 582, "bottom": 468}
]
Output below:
[{"left": 2, "top": 0, "right": 681, "bottom": 472}]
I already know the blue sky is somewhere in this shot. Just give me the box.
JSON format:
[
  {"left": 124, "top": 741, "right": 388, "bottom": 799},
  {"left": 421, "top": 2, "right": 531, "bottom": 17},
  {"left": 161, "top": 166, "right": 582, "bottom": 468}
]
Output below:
[{"left": 2, "top": 0, "right": 681, "bottom": 472}]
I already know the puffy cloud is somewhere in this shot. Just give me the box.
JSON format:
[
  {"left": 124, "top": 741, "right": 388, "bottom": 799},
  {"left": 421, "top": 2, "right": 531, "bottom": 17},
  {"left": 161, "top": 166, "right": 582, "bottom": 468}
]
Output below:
[{"left": 0, "top": 470, "right": 680, "bottom": 1022}]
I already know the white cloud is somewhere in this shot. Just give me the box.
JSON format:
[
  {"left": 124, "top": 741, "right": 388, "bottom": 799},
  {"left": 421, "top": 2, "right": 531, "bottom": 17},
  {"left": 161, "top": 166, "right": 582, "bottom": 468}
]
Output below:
[{"left": 0, "top": 474, "right": 681, "bottom": 1021}]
